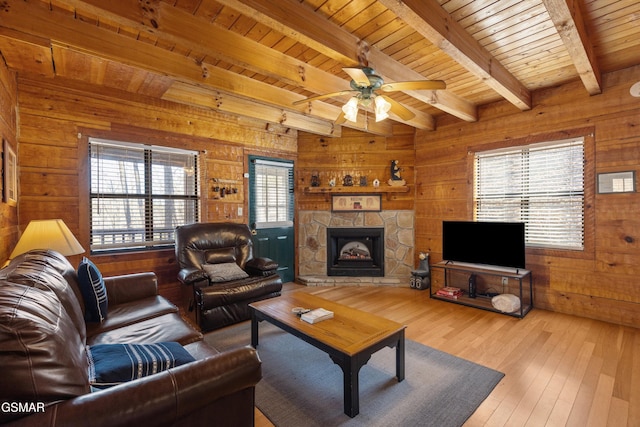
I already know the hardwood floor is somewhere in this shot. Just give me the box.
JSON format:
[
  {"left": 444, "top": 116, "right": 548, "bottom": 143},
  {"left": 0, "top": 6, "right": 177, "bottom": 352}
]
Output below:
[{"left": 255, "top": 283, "right": 640, "bottom": 426}]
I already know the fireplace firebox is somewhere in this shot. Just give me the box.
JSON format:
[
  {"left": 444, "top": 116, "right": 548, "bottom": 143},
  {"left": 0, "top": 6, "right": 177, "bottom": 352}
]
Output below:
[{"left": 327, "top": 228, "right": 384, "bottom": 277}]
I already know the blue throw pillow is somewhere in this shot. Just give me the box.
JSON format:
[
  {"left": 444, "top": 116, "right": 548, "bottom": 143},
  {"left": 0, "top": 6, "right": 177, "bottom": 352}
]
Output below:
[
  {"left": 87, "top": 342, "right": 195, "bottom": 389},
  {"left": 77, "top": 257, "right": 108, "bottom": 322}
]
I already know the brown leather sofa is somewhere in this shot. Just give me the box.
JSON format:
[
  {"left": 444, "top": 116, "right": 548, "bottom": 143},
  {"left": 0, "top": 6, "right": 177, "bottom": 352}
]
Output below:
[
  {"left": 175, "top": 222, "right": 283, "bottom": 332},
  {"left": 0, "top": 249, "right": 261, "bottom": 426}
]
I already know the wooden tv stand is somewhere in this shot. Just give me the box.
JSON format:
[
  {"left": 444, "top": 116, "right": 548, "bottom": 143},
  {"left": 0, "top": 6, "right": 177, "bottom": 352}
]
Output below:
[{"left": 430, "top": 261, "right": 532, "bottom": 318}]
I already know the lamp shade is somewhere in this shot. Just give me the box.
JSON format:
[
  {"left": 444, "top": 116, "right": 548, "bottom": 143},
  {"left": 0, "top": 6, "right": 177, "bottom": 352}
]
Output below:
[
  {"left": 10, "top": 219, "right": 85, "bottom": 259},
  {"left": 342, "top": 97, "right": 359, "bottom": 122},
  {"left": 374, "top": 96, "right": 391, "bottom": 122}
]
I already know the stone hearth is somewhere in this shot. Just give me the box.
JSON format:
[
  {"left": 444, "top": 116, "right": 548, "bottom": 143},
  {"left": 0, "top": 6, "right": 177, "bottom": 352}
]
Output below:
[{"left": 298, "top": 210, "right": 414, "bottom": 286}]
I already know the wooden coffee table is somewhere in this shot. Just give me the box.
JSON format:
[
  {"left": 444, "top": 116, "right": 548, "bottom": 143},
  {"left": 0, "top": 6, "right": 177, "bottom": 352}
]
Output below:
[{"left": 249, "top": 292, "right": 406, "bottom": 418}]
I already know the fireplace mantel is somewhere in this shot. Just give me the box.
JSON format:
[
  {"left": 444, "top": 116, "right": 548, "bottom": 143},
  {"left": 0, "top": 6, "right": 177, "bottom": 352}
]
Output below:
[
  {"left": 303, "top": 186, "right": 408, "bottom": 194},
  {"left": 303, "top": 185, "right": 409, "bottom": 201}
]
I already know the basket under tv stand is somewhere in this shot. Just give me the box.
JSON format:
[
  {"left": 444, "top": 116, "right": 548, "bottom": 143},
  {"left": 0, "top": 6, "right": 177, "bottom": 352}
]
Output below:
[{"left": 430, "top": 261, "right": 533, "bottom": 318}]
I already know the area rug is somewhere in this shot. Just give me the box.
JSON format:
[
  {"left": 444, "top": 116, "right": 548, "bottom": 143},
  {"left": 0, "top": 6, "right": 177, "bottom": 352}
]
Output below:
[{"left": 205, "top": 321, "right": 504, "bottom": 427}]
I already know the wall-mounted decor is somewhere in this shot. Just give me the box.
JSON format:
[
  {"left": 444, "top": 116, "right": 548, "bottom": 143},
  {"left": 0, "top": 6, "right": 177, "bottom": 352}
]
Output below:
[
  {"left": 331, "top": 194, "right": 381, "bottom": 212},
  {"left": 211, "top": 177, "right": 240, "bottom": 199},
  {"left": 3, "top": 139, "right": 17, "bottom": 206},
  {"left": 597, "top": 171, "right": 636, "bottom": 194}
]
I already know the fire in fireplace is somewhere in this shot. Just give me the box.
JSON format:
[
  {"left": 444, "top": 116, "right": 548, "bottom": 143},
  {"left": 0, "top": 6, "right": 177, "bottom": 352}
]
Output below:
[{"left": 327, "top": 228, "right": 384, "bottom": 277}]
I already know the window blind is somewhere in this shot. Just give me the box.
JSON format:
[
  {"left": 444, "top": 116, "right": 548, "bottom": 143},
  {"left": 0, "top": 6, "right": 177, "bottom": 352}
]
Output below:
[
  {"left": 89, "top": 138, "right": 199, "bottom": 251},
  {"left": 249, "top": 158, "right": 294, "bottom": 228},
  {"left": 474, "top": 137, "right": 585, "bottom": 250}
]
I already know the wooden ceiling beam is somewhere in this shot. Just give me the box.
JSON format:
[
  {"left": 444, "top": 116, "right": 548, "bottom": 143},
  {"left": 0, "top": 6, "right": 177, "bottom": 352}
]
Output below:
[
  {"left": 163, "top": 82, "right": 343, "bottom": 137},
  {"left": 0, "top": 0, "right": 356, "bottom": 135},
  {"left": 542, "top": 0, "right": 602, "bottom": 95},
  {"left": 378, "top": 0, "right": 532, "bottom": 111},
  {"left": 215, "top": 0, "right": 477, "bottom": 122},
  {"left": 32, "top": 0, "right": 434, "bottom": 130},
  {"left": 0, "top": 27, "right": 54, "bottom": 77},
  {"left": 162, "top": 81, "right": 396, "bottom": 137}
]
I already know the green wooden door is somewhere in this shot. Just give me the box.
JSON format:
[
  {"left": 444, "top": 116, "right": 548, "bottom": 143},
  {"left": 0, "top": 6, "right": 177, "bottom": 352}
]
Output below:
[{"left": 248, "top": 156, "right": 295, "bottom": 283}]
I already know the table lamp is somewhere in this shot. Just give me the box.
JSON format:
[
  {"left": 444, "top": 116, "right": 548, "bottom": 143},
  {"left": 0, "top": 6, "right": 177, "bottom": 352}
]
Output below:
[{"left": 9, "top": 219, "right": 85, "bottom": 259}]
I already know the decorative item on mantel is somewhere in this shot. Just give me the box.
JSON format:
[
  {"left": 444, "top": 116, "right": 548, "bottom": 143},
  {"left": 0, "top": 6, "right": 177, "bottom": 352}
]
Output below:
[
  {"left": 310, "top": 171, "right": 320, "bottom": 187},
  {"left": 343, "top": 175, "right": 354, "bottom": 186},
  {"left": 359, "top": 176, "right": 367, "bottom": 186},
  {"left": 373, "top": 178, "right": 380, "bottom": 187},
  {"left": 388, "top": 160, "right": 406, "bottom": 186},
  {"left": 328, "top": 178, "right": 336, "bottom": 187}
]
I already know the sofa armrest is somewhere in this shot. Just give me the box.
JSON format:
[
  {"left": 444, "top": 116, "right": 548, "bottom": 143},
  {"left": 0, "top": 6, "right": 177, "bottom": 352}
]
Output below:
[
  {"left": 245, "top": 257, "right": 278, "bottom": 276},
  {"left": 103, "top": 272, "right": 158, "bottom": 306},
  {"left": 6, "top": 347, "right": 261, "bottom": 427},
  {"left": 178, "top": 267, "right": 209, "bottom": 286}
]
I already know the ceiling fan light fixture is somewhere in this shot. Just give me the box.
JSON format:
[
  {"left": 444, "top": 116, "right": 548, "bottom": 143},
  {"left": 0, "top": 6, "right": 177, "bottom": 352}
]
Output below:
[
  {"left": 342, "top": 97, "right": 359, "bottom": 122},
  {"left": 374, "top": 96, "right": 391, "bottom": 122}
]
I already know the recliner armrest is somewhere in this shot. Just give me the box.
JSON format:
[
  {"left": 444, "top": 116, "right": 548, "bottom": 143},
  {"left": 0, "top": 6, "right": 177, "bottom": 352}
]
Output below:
[
  {"left": 103, "top": 272, "right": 158, "bottom": 306},
  {"left": 245, "top": 257, "right": 278, "bottom": 276},
  {"left": 9, "top": 347, "right": 261, "bottom": 427},
  {"left": 178, "top": 267, "right": 209, "bottom": 286}
]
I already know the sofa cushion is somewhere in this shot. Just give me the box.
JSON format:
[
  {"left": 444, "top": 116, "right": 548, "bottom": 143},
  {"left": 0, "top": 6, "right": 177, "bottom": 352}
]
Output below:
[
  {"left": 86, "top": 296, "right": 178, "bottom": 338},
  {"left": 1, "top": 250, "right": 87, "bottom": 341},
  {"left": 87, "top": 312, "right": 203, "bottom": 346},
  {"left": 87, "top": 342, "right": 195, "bottom": 389},
  {"left": 203, "top": 262, "right": 249, "bottom": 282},
  {"left": 0, "top": 282, "right": 90, "bottom": 423},
  {"left": 78, "top": 257, "right": 108, "bottom": 322}
]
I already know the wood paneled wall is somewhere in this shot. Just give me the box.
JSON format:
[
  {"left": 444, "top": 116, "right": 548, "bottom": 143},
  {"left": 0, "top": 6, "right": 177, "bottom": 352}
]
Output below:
[
  {"left": 296, "top": 125, "right": 416, "bottom": 211},
  {"left": 16, "top": 76, "right": 296, "bottom": 305},
  {"left": 0, "top": 61, "right": 18, "bottom": 261},
  {"left": 415, "top": 64, "right": 640, "bottom": 327},
  {"left": 9, "top": 64, "right": 640, "bottom": 327}
]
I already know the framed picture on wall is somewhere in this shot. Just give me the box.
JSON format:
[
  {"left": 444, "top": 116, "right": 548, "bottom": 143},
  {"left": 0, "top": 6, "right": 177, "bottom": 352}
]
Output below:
[
  {"left": 331, "top": 194, "right": 381, "bottom": 212},
  {"left": 3, "top": 139, "right": 17, "bottom": 206}
]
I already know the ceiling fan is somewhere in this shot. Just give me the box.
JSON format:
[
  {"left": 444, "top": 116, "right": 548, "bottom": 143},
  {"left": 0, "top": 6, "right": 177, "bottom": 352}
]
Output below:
[{"left": 293, "top": 66, "right": 446, "bottom": 123}]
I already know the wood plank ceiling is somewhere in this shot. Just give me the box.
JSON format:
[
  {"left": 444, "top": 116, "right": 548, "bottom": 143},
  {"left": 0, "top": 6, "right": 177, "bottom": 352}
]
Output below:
[{"left": 0, "top": 0, "right": 638, "bottom": 137}]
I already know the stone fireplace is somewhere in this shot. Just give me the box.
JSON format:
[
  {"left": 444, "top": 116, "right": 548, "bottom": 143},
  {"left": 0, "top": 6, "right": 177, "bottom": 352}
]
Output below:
[
  {"left": 327, "top": 227, "right": 384, "bottom": 277},
  {"left": 297, "top": 210, "right": 415, "bottom": 286}
]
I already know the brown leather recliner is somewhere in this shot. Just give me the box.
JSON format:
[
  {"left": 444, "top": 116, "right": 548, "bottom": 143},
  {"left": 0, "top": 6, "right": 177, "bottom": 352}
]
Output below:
[{"left": 175, "top": 222, "right": 283, "bottom": 332}]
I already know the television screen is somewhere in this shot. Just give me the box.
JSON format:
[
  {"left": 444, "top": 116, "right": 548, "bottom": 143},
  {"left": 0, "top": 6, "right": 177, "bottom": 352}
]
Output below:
[{"left": 442, "top": 221, "right": 526, "bottom": 269}]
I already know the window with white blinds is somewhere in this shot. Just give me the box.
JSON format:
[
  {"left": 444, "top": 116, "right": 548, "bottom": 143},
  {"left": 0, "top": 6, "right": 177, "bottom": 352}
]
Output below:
[
  {"left": 89, "top": 138, "right": 199, "bottom": 252},
  {"left": 250, "top": 158, "right": 294, "bottom": 228},
  {"left": 474, "top": 137, "right": 585, "bottom": 250}
]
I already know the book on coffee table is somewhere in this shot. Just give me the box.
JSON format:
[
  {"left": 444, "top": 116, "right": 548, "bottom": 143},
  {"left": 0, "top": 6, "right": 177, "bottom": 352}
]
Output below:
[{"left": 301, "top": 308, "right": 334, "bottom": 324}]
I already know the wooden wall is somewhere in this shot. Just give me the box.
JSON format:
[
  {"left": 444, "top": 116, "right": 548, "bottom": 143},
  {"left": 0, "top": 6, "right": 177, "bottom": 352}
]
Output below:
[
  {"left": 0, "top": 60, "right": 18, "bottom": 261},
  {"left": 9, "top": 64, "right": 640, "bottom": 327},
  {"left": 415, "top": 64, "right": 640, "bottom": 327},
  {"left": 296, "top": 125, "right": 416, "bottom": 211},
  {"left": 16, "top": 76, "right": 296, "bottom": 305}
]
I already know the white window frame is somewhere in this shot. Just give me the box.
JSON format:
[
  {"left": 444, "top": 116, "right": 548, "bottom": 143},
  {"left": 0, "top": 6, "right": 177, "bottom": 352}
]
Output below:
[
  {"left": 251, "top": 158, "right": 294, "bottom": 229},
  {"left": 89, "top": 138, "right": 199, "bottom": 252},
  {"left": 474, "top": 137, "right": 585, "bottom": 250}
]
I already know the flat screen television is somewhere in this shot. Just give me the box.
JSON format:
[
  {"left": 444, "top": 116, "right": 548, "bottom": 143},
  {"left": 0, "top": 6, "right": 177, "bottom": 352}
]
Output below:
[{"left": 442, "top": 221, "right": 526, "bottom": 269}]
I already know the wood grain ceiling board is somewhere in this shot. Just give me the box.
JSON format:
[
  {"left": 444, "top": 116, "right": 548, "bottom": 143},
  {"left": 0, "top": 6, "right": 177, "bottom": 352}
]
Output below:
[{"left": 0, "top": 0, "right": 637, "bottom": 136}]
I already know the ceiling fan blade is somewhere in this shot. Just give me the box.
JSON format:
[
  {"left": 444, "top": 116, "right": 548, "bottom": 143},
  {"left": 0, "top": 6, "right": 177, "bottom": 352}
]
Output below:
[
  {"left": 334, "top": 111, "right": 347, "bottom": 124},
  {"left": 380, "top": 80, "right": 446, "bottom": 92},
  {"left": 292, "top": 90, "right": 357, "bottom": 105},
  {"left": 380, "top": 95, "right": 415, "bottom": 121},
  {"left": 343, "top": 67, "right": 371, "bottom": 87}
]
